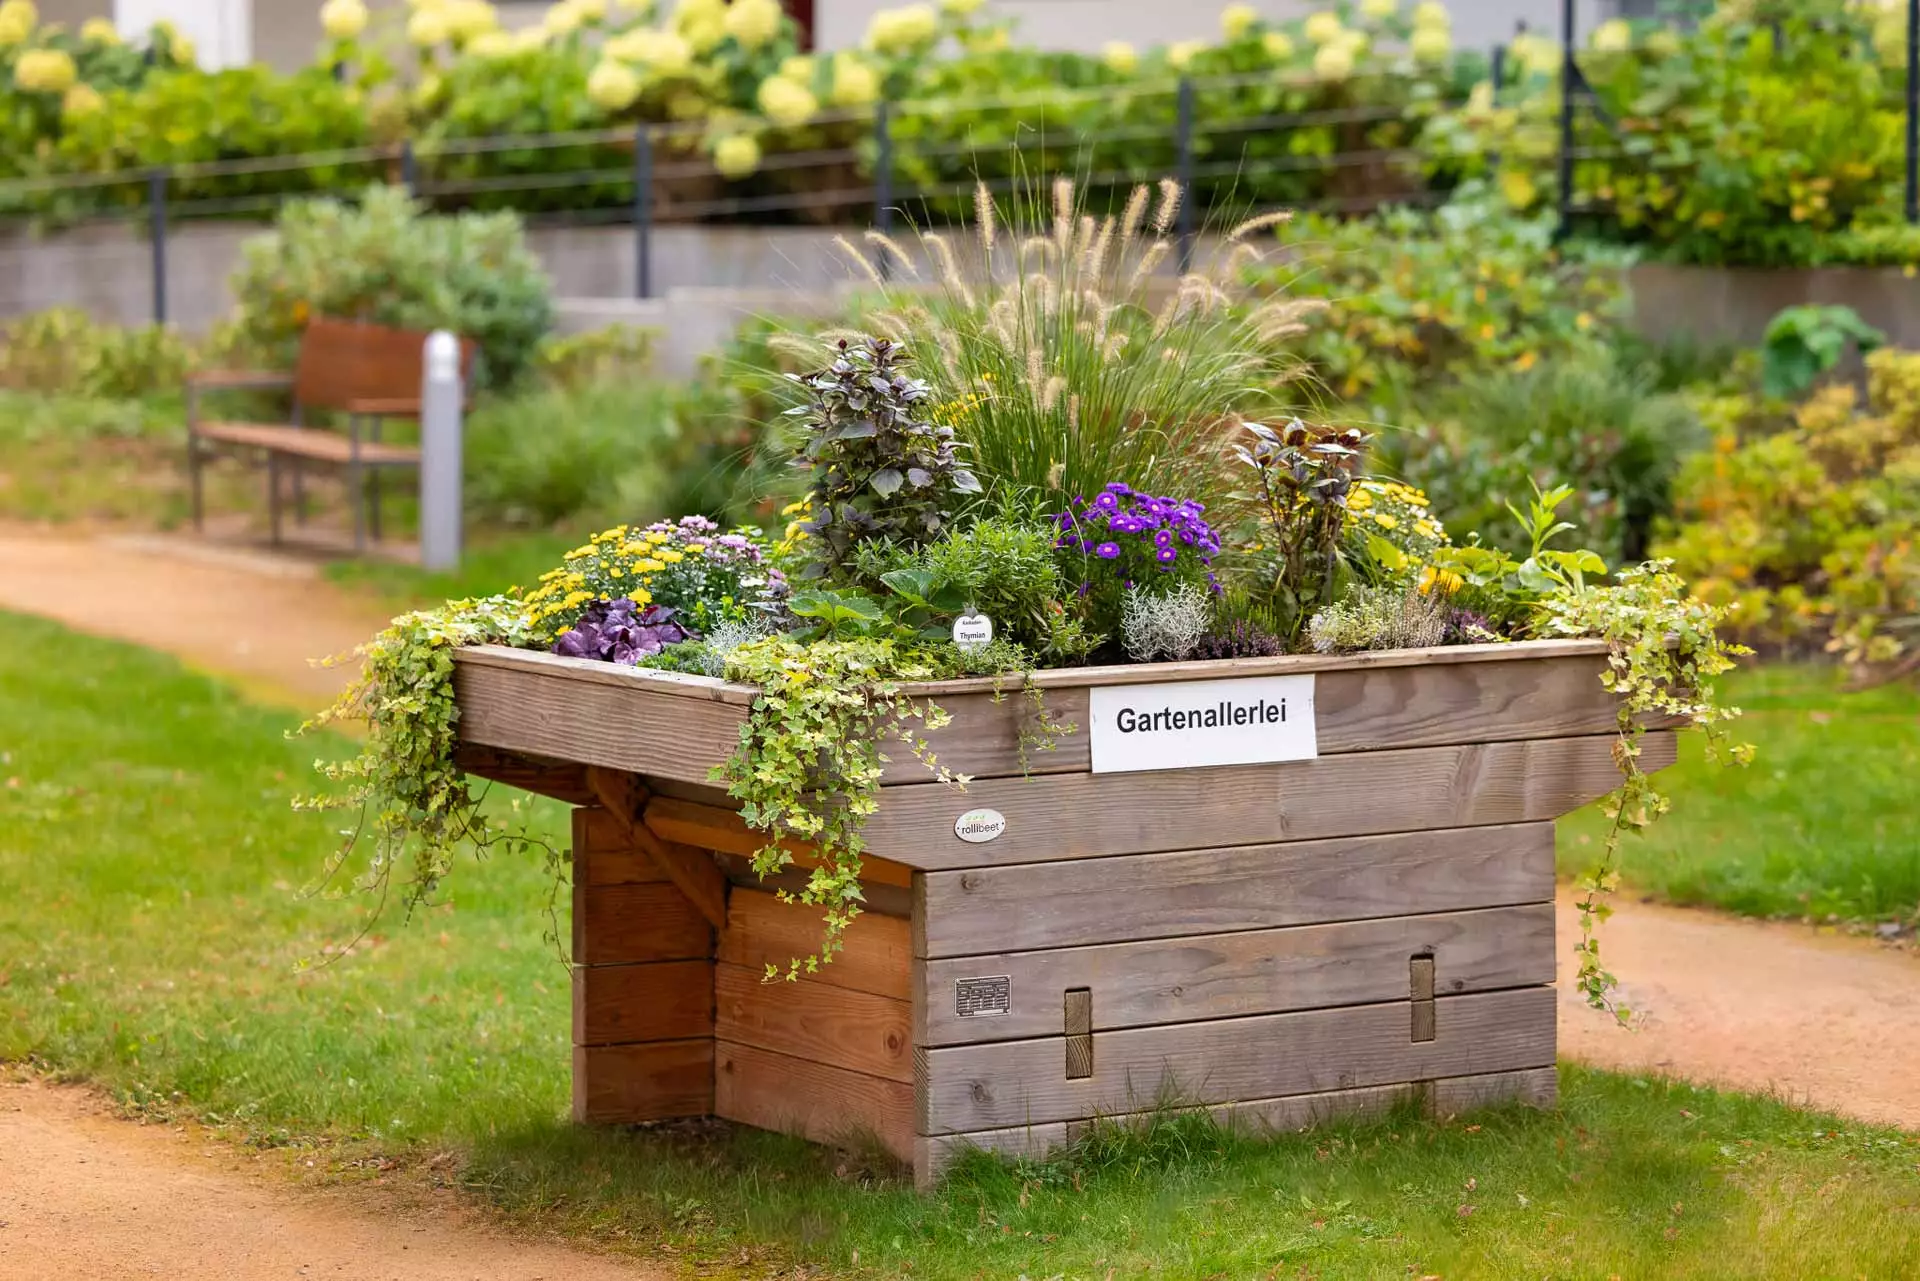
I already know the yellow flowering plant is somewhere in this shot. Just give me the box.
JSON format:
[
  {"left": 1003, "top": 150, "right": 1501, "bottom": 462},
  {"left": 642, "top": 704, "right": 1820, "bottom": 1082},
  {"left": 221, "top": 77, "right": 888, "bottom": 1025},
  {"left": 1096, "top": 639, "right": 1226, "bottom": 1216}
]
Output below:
[{"left": 523, "top": 515, "right": 788, "bottom": 640}]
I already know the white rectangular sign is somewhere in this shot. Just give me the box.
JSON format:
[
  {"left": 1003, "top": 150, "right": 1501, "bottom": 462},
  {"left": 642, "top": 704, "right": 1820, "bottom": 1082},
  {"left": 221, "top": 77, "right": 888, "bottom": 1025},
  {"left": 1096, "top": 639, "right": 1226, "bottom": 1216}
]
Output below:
[{"left": 1088, "top": 674, "right": 1317, "bottom": 774}]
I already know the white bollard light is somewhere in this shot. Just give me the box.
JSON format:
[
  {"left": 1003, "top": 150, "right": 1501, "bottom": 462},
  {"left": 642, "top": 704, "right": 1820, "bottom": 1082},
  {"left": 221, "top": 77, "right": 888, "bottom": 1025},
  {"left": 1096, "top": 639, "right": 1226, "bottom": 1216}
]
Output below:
[{"left": 419, "top": 330, "right": 463, "bottom": 572}]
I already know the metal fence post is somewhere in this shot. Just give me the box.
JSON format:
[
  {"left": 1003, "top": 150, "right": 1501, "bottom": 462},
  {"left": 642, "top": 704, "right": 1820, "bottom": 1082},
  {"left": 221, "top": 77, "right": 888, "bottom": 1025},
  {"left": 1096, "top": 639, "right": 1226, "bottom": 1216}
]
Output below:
[
  {"left": 1907, "top": 0, "right": 1918, "bottom": 223},
  {"left": 148, "top": 169, "right": 168, "bottom": 326},
  {"left": 419, "top": 330, "right": 464, "bottom": 572},
  {"left": 400, "top": 138, "right": 418, "bottom": 198},
  {"left": 1175, "top": 76, "right": 1195, "bottom": 273},
  {"left": 1556, "top": 0, "right": 1576, "bottom": 240},
  {"left": 874, "top": 100, "right": 894, "bottom": 282},
  {"left": 1488, "top": 41, "right": 1508, "bottom": 172},
  {"left": 633, "top": 123, "right": 653, "bottom": 299}
]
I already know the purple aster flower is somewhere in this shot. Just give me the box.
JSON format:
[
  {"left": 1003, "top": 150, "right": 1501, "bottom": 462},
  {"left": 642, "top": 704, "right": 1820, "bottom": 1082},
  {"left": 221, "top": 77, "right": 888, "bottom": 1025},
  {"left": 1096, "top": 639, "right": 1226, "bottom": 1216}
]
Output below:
[
  {"left": 1153, "top": 529, "right": 1174, "bottom": 549},
  {"left": 1095, "top": 541, "right": 1121, "bottom": 559},
  {"left": 1094, "top": 491, "right": 1120, "bottom": 512},
  {"left": 1155, "top": 546, "right": 1178, "bottom": 564}
]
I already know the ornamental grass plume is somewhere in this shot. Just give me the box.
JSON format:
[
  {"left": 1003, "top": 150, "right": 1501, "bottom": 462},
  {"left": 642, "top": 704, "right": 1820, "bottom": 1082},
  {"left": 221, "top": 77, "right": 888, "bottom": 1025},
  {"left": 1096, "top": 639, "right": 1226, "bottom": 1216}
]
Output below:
[{"left": 789, "top": 177, "right": 1321, "bottom": 507}]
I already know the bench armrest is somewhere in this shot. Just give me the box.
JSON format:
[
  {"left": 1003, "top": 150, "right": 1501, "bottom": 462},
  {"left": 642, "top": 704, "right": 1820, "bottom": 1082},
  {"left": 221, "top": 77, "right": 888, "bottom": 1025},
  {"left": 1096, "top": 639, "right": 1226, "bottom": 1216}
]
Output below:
[
  {"left": 345, "top": 397, "right": 423, "bottom": 418},
  {"left": 186, "top": 369, "right": 295, "bottom": 391}
]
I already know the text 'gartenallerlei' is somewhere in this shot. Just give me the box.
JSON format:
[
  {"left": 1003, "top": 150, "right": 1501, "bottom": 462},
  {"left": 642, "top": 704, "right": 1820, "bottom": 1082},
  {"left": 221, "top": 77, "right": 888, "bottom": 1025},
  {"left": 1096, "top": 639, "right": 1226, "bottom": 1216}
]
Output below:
[{"left": 1113, "top": 699, "right": 1288, "bottom": 734}]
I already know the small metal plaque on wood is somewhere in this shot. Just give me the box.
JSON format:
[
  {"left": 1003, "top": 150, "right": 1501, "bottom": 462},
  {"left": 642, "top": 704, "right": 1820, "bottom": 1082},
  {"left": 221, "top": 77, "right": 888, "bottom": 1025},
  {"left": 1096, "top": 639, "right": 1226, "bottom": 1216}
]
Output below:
[{"left": 954, "top": 975, "right": 1012, "bottom": 1018}]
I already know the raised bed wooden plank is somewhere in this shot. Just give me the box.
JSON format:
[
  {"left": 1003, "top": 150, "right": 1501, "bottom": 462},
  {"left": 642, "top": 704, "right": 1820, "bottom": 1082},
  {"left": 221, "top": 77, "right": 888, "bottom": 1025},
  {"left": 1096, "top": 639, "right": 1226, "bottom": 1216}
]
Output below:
[
  {"left": 573, "top": 1039, "right": 714, "bottom": 1124},
  {"left": 918, "top": 987, "right": 1555, "bottom": 1132},
  {"left": 914, "top": 823, "right": 1554, "bottom": 957},
  {"left": 898, "top": 638, "right": 1614, "bottom": 694},
  {"left": 454, "top": 655, "right": 748, "bottom": 787},
  {"left": 573, "top": 959, "right": 715, "bottom": 1047},
  {"left": 644, "top": 796, "right": 915, "bottom": 889},
  {"left": 914, "top": 903, "right": 1554, "bottom": 1044},
  {"left": 719, "top": 887, "right": 912, "bottom": 999},
  {"left": 714, "top": 1040, "right": 915, "bottom": 1162},
  {"left": 454, "top": 743, "right": 597, "bottom": 805},
  {"left": 574, "top": 881, "right": 714, "bottom": 965},
  {"left": 870, "top": 733, "right": 1672, "bottom": 871},
  {"left": 715, "top": 962, "right": 913, "bottom": 1082},
  {"left": 573, "top": 807, "right": 668, "bottom": 887},
  {"left": 457, "top": 644, "right": 1651, "bottom": 786},
  {"left": 912, "top": 1065, "right": 1557, "bottom": 1187}
]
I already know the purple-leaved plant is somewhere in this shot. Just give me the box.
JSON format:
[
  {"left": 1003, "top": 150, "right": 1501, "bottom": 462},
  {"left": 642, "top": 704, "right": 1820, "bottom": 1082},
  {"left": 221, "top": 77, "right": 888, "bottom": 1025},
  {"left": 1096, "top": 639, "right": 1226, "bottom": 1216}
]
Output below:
[{"left": 553, "top": 598, "right": 691, "bottom": 665}]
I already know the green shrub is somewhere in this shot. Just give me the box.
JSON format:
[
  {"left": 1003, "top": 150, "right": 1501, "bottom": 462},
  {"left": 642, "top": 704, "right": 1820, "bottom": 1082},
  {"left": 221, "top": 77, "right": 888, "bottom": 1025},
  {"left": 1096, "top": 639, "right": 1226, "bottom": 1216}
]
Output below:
[
  {"left": 1656, "top": 347, "right": 1920, "bottom": 674},
  {"left": 1424, "top": 0, "right": 1902, "bottom": 267},
  {"left": 1395, "top": 352, "right": 1707, "bottom": 565},
  {"left": 228, "top": 186, "right": 553, "bottom": 388},
  {"left": 0, "top": 307, "right": 193, "bottom": 398},
  {"left": 530, "top": 323, "right": 656, "bottom": 390},
  {"left": 1258, "top": 200, "right": 1633, "bottom": 419}
]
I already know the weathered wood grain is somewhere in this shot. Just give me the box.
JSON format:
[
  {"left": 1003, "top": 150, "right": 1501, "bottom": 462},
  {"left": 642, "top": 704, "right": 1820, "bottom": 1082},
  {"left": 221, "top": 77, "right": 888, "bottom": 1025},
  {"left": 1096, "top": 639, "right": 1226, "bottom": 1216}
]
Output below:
[
  {"left": 719, "top": 887, "right": 912, "bottom": 999},
  {"left": 453, "top": 743, "right": 597, "bottom": 805},
  {"left": 914, "top": 903, "right": 1554, "bottom": 1043},
  {"left": 574, "top": 881, "right": 714, "bottom": 965},
  {"left": 456, "top": 641, "right": 1655, "bottom": 786},
  {"left": 454, "top": 655, "right": 748, "bottom": 786},
  {"left": 919, "top": 987, "right": 1555, "bottom": 1132},
  {"left": 912, "top": 1065, "right": 1557, "bottom": 1187},
  {"left": 871, "top": 734, "right": 1673, "bottom": 871},
  {"left": 644, "top": 796, "right": 915, "bottom": 889},
  {"left": 573, "top": 959, "right": 715, "bottom": 1047},
  {"left": 572, "top": 807, "right": 667, "bottom": 888},
  {"left": 915, "top": 823, "right": 1554, "bottom": 957},
  {"left": 573, "top": 1039, "right": 714, "bottom": 1124},
  {"left": 583, "top": 767, "right": 730, "bottom": 932},
  {"left": 715, "top": 962, "right": 913, "bottom": 1082},
  {"left": 714, "top": 1041, "right": 915, "bottom": 1162}
]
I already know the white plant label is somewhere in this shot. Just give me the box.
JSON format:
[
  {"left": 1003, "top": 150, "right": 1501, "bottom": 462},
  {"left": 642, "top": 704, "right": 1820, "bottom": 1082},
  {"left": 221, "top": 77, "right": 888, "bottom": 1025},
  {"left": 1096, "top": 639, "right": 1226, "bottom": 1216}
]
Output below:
[
  {"left": 952, "top": 611, "right": 994, "bottom": 650},
  {"left": 953, "top": 807, "right": 1007, "bottom": 843},
  {"left": 1088, "top": 674, "right": 1318, "bottom": 773}
]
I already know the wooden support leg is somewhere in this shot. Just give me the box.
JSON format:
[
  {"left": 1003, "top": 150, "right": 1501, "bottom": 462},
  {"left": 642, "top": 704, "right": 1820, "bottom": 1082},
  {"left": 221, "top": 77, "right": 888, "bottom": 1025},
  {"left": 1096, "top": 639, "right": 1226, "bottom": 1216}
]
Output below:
[
  {"left": 571, "top": 804, "right": 716, "bottom": 1125},
  {"left": 292, "top": 457, "right": 307, "bottom": 526},
  {"left": 368, "top": 467, "right": 382, "bottom": 544}
]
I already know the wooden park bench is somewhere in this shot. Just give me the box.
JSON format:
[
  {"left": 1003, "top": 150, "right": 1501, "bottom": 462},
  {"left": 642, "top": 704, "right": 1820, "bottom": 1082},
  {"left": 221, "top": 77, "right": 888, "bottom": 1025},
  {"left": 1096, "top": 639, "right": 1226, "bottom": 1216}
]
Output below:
[{"left": 186, "top": 318, "right": 472, "bottom": 551}]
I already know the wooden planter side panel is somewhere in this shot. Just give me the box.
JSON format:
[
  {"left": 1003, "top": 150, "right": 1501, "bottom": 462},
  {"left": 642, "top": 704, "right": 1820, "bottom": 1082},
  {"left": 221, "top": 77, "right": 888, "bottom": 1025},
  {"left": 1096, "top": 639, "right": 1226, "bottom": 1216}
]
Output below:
[
  {"left": 570, "top": 807, "right": 717, "bottom": 1124},
  {"left": 456, "top": 661, "right": 747, "bottom": 788},
  {"left": 914, "top": 1065, "right": 1559, "bottom": 1185},
  {"left": 868, "top": 733, "right": 1674, "bottom": 871},
  {"left": 914, "top": 902, "right": 1556, "bottom": 1047},
  {"left": 912, "top": 822, "right": 1556, "bottom": 958},
  {"left": 712, "top": 887, "right": 918, "bottom": 1162},
  {"left": 453, "top": 644, "right": 1662, "bottom": 790},
  {"left": 916, "top": 986, "right": 1557, "bottom": 1134}
]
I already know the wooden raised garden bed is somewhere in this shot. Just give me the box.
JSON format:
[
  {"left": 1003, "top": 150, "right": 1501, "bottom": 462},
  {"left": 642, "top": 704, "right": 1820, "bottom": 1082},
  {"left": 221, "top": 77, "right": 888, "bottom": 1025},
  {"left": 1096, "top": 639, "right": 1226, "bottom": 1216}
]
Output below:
[{"left": 451, "top": 637, "right": 1673, "bottom": 1187}]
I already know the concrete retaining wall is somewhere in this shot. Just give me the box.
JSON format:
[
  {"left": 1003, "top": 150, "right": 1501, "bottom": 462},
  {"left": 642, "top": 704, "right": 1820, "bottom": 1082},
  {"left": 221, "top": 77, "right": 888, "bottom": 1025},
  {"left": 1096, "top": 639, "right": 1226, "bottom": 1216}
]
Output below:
[{"left": 10, "top": 219, "right": 1920, "bottom": 372}]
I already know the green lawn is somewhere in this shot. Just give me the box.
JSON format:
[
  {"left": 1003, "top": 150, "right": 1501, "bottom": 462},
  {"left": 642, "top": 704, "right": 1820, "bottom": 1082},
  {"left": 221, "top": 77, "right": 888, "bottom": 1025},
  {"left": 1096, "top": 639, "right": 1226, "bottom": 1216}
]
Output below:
[
  {"left": 1560, "top": 666, "right": 1920, "bottom": 925},
  {"left": 2, "top": 612, "right": 1918, "bottom": 1278}
]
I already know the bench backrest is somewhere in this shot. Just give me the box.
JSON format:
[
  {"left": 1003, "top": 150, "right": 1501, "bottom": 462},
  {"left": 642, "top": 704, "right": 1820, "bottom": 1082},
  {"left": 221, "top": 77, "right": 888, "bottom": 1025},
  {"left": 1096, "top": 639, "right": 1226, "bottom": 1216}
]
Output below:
[{"left": 292, "top": 317, "right": 475, "bottom": 413}]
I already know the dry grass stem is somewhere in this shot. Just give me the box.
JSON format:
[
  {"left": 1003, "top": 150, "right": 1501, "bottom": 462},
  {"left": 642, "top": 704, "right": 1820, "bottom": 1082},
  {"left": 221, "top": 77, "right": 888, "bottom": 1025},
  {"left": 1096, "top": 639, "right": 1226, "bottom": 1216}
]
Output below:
[
  {"left": 862, "top": 231, "right": 920, "bottom": 279},
  {"left": 832, "top": 234, "right": 885, "bottom": 288},
  {"left": 1153, "top": 178, "right": 1183, "bottom": 234}
]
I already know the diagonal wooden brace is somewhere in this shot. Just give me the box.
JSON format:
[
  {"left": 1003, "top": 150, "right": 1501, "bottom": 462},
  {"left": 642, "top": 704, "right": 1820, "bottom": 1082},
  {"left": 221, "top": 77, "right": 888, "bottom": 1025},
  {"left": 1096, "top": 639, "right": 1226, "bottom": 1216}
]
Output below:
[{"left": 585, "top": 766, "right": 729, "bottom": 931}]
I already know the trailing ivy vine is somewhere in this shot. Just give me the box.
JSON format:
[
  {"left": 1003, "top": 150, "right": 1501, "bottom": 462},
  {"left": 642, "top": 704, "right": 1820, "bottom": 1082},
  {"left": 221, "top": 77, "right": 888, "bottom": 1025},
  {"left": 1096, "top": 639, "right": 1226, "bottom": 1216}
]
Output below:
[
  {"left": 717, "top": 633, "right": 963, "bottom": 979},
  {"left": 296, "top": 595, "right": 542, "bottom": 916},
  {"left": 1535, "top": 561, "right": 1753, "bottom": 1021}
]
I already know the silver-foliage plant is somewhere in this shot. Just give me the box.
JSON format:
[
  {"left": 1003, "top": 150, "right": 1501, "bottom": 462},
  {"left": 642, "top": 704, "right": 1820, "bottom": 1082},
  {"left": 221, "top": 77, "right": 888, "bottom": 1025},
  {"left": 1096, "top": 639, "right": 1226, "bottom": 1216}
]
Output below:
[
  {"left": 796, "top": 178, "right": 1323, "bottom": 505},
  {"left": 1120, "top": 583, "right": 1212, "bottom": 663},
  {"left": 1307, "top": 584, "right": 1448, "bottom": 654}
]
